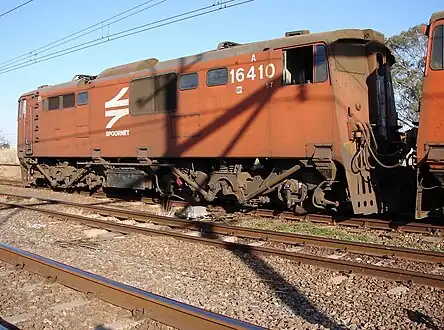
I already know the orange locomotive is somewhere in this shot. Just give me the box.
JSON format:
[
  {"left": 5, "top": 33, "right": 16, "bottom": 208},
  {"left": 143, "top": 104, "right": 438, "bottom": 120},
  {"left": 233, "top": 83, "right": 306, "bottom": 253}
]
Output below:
[
  {"left": 415, "top": 11, "right": 444, "bottom": 218},
  {"left": 17, "top": 27, "right": 407, "bottom": 216}
]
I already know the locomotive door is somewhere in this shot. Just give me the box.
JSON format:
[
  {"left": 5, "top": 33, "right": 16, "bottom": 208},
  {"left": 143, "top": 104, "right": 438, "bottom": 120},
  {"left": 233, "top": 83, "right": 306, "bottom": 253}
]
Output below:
[
  {"left": 19, "top": 96, "right": 37, "bottom": 156},
  {"left": 267, "top": 44, "right": 333, "bottom": 157}
]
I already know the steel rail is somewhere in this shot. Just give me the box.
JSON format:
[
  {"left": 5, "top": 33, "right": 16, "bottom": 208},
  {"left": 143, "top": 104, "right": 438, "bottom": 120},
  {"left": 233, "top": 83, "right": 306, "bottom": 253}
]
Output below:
[
  {"left": 1, "top": 201, "right": 444, "bottom": 289},
  {"left": 0, "top": 192, "right": 443, "bottom": 263},
  {"left": 255, "top": 209, "right": 442, "bottom": 235},
  {"left": 0, "top": 185, "right": 442, "bottom": 235},
  {"left": 101, "top": 195, "right": 444, "bottom": 235},
  {"left": 0, "top": 242, "right": 264, "bottom": 330}
]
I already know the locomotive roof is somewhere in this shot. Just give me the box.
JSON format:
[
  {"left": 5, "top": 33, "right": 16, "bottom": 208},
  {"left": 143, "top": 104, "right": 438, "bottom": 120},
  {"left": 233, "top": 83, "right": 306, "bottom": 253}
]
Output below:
[
  {"left": 430, "top": 11, "right": 444, "bottom": 24},
  {"left": 22, "top": 28, "right": 386, "bottom": 98}
]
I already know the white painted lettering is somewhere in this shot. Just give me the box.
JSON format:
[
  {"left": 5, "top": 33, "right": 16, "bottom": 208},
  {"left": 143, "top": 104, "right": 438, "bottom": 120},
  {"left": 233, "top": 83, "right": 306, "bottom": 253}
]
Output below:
[
  {"left": 105, "top": 130, "right": 130, "bottom": 137},
  {"left": 229, "top": 63, "right": 276, "bottom": 84}
]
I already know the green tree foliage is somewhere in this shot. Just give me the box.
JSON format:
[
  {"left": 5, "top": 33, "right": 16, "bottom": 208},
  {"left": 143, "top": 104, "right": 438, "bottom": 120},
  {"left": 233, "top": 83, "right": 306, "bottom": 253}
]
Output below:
[{"left": 386, "top": 25, "right": 427, "bottom": 127}]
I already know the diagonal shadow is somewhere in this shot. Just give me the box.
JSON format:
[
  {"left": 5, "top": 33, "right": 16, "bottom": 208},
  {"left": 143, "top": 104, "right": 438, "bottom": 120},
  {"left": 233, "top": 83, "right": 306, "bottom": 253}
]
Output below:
[
  {"left": 231, "top": 249, "right": 345, "bottom": 330},
  {"left": 404, "top": 309, "right": 442, "bottom": 330},
  {"left": 179, "top": 220, "right": 344, "bottom": 329}
]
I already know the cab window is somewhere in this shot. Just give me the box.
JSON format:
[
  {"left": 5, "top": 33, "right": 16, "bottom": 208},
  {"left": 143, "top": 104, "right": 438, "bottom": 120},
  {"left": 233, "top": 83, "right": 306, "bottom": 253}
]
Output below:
[
  {"left": 431, "top": 25, "right": 444, "bottom": 70},
  {"left": 282, "top": 44, "right": 328, "bottom": 85}
]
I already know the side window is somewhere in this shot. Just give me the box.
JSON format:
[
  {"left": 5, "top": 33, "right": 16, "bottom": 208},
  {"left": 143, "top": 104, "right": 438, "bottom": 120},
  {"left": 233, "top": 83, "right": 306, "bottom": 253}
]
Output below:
[
  {"left": 129, "top": 72, "right": 177, "bottom": 115},
  {"left": 42, "top": 98, "right": 48, "bottom": 111},
  {"left": 180, "top": 73, "right": 198, "bottom": 90},
  {"left": 431, "top": 24, "right": 444, "bottom": 70},
  {"left": 314, "top": 44, "right": 328, "bottom": 82},
  {"left": 77, "top": 92, "right": 88, "bottom": 105},
  {"left": 207, "top": 68, "right": 228, "bottom": 86},
  {"left": 48, "top": 96, "right": 60, "bottom": 110},
  {"left": 62, "top": 93, "right": 75, "bottom": 108},
  {"left": 283, "top": 45, "right": 327, "bottom": 86}
]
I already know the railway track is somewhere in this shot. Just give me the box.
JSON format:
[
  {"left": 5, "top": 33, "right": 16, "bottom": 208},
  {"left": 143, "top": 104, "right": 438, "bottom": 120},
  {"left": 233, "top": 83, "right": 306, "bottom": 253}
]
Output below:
[
  {"left": 1, "top": 191, "right": 443, "bottom": 264},
  {"left": 0, "top": 241, "right": 264, "bottom": 330},
  {"left": 0, "top": 179, "right": 442, "bottom": 235},
  {"left": 1, "top": 194, "right": 444, "bottom": 289}
]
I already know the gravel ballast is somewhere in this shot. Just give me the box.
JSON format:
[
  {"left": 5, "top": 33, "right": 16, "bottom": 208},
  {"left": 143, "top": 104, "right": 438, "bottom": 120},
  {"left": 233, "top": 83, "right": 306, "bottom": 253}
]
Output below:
[
  {"left": 0, "top": 261, "right": 173, "bottom": 330},
  {"left": 0, "top": 185, "right": 443, "bottom": 329}
]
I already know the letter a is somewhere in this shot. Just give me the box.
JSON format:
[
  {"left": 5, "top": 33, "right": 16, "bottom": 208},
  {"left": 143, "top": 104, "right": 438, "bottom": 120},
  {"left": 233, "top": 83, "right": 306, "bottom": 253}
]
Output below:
[{"left": 251, "top": 54, "right": 256, "bottom": 62}]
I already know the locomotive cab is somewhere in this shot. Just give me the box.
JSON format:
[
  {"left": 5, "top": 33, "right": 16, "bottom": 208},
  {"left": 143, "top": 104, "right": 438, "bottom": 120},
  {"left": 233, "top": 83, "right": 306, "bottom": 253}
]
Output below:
[{"left": 415, "top": 11, "right": 444, "bottom": 218}]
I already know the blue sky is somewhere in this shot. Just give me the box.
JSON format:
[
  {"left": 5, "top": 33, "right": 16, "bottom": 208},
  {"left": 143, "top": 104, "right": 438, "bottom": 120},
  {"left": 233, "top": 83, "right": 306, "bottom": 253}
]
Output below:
[{"left": 0, "top": 0, "right": 442, "bottom": 145}]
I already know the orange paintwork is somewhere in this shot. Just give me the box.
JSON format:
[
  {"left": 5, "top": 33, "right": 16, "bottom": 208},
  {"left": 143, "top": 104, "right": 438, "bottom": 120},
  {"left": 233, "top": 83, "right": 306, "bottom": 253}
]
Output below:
[{"left": 417, "top": 15, "right": 444, "bottom": 162}]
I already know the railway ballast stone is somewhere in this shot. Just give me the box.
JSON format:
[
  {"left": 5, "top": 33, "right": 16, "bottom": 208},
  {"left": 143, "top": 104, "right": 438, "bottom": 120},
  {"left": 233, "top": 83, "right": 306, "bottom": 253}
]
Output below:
[
  {"left": 98, "top": 232, "right": 126, "bottom": 240},
  {"left": 328, "top": 275, "right": 348, "bottom": 285},
  {"left": 84, "top": 228, "right": 109, "bottom": 238},
  {"left": 386, "top": 285, "right": 409, "bottom": 296},
  {"left": 182, "top": 206, "right": 207, "bottom": 219}
]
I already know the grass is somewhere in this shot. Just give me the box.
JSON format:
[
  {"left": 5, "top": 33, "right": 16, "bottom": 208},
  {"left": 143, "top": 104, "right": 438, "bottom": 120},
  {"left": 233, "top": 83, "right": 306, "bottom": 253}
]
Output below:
[
  {"left": 274, "top": 222, "right": 378, "bottom": 243},
  {"left": 240, "top": 216, "right": 444, "bottom": 252},
  {"left": 242, "top": 218, "right": 379, "bottom": 244}
]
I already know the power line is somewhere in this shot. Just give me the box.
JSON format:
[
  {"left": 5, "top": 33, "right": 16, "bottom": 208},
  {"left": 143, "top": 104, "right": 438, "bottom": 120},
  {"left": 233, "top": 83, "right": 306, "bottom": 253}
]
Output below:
[
  {"left": 0, "top": 0, "right": 167, "bottom": 70},
  {"left": 0, "top": 0, "right": 253, "bottom": 75},
  {"left": 0, "top": 0, "right": 34, "bottom": 19}
]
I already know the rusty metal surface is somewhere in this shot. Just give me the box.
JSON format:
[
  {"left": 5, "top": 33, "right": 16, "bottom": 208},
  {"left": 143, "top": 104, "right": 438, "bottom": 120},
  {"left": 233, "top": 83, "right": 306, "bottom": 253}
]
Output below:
[
  {"left": 1, "top": 198, "right": 444, "bottom": 289},
  {"left": 0, "top": 241, "right": 264, "bottom": 330},
  {"left": 1, "top": 192, "right": 443, "bottom": 263}
]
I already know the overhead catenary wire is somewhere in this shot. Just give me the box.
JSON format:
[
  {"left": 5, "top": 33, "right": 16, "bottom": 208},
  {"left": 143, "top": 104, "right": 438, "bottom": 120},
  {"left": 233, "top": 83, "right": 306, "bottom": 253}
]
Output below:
[
  {"left": 0, "top": 0, "right": 34, "bottom": 19},
  {"left": 0, "top": 0, "right": 167, "bottom": 70},
  {"left": 0, "top": 0, "right": 253, "bottom": 75}
]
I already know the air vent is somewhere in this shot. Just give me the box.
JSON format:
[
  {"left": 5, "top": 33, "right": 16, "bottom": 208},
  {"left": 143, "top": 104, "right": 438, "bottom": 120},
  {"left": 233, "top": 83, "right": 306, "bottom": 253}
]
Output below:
[{"left": 285, "top": 30, "right": 310, "bottom": 37}]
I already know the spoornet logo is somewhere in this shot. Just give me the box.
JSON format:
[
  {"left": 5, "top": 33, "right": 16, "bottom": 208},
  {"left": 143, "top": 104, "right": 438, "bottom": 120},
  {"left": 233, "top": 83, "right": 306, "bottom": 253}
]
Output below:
[{"left": 104, "top": 87, "right": 130, "bottom": 137}]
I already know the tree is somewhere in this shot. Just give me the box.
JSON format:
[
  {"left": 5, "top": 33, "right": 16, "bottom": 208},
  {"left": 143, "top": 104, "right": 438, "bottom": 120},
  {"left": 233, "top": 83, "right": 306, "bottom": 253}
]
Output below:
[
  {"left": 0, "top": 131, "right": 10, "bottom": 149},
  {"left": 386, "top": 25, "right": 427, "bottom": 128}
]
